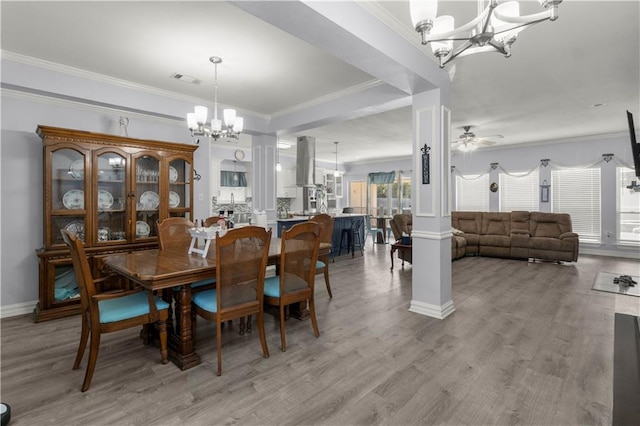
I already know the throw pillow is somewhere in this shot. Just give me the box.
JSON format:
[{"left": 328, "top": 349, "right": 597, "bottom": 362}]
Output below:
[{"left": 452, "top": 227, "right": 464, "bottom": 235}]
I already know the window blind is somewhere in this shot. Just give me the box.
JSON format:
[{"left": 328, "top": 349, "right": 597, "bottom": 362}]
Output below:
[
  {"left": 456, "top": 174, "right": 489, "bottom": 211},
  {"left": 551, "top": 168, "right": 601, "bottom": 242},
  {"left": 617, "top": 167, "right": 640, "bottom": 243},
  {"left": 499, "top": 170, "right": 539, "bottom": 212}
]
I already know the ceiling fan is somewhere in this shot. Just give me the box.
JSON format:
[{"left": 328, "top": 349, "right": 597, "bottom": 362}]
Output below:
[{"left": 452, "top": 126, "right": 503, "bottom": 152}]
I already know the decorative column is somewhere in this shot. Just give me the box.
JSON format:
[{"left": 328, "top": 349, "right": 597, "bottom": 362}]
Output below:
[
  {"left": 251, "top": 135, "right": 277, "bottom": 223},
  {"left": 409, "top": 89, "right": 454, "bottom": 320}
]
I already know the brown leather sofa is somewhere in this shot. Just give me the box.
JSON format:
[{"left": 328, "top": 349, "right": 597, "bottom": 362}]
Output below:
[
  {"left": 452, "top": 211, "right": 579, "bottom": 262},
  {"left": 390, "top": 211, "right": 579, "bottom": 263}
]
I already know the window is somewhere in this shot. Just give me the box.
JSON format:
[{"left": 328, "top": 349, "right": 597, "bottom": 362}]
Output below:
[
  {"left": 456, "top": 174, "right": 489, "bottom": 211},
  {"left": 551, "top": 168, "right": 601, "bottom": 242},
  {"left": 617, "top": 167, "right": 640, "bottom": 243},
  {"left": 499, "top": 170, "right": 540, "bottom": 212}
]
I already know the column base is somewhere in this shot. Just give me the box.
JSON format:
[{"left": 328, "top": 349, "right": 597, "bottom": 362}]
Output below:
[{"left": 409, "top": 299, "right": 455, "bottom": 319}]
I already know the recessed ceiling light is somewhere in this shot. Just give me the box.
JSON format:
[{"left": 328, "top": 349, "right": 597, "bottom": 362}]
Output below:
[{"left": 277, "top": 140, "right": 293, "bottom": 149}]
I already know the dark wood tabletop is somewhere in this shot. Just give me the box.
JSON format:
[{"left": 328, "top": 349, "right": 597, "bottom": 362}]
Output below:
[{"left": 104, "top": 237, "right": 283, "bottom": 290}]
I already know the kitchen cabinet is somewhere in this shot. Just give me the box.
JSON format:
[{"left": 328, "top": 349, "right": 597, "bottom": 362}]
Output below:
[
  {"left": 277, "top": 168, "right": 297, "bottom": 198},
  {"left": 324, "top": 172, "right": 343, "bottom": 199},
  {"left": 34, "top": 125, "right": 196, "bottom": 322}
]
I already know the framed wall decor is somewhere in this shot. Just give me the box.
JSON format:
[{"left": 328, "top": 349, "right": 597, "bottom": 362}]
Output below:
[{"left": 540, "top": 180, "right": 550, "bottom": 203}]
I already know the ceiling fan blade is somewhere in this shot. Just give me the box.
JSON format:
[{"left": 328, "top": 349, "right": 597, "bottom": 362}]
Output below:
[
  {"left": 477, "top": 134, "right": 504, "bottom": 140},
  {"left": 476, "top": 140, "right": 497, "bottom": 146}
]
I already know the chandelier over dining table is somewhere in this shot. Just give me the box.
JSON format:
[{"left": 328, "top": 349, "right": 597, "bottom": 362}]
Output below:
[
  {"left": 187, "top": 56, "right": 243, "bottom": 142},
  {"left": 409, "top": 0, "right": 563, "bottom": 68}
]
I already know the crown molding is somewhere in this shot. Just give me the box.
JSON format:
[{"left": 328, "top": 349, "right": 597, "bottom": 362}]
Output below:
[
  {"left": 269, "top": 79, "right": 384, "bottom": 119},
  {"left": 1, "top": 85, "right": 182, "bottom": 127},
  {"left": 1, "top": 50, "right": 269, "bottom": 120}
]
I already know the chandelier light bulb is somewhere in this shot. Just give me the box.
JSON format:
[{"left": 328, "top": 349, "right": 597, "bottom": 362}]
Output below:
[
  {"left": 223, "top": 108, "right": 237, "bottom": 127},
  {"left": 430, "top": 15, "right": 454, "bottom": 56},
  {"left": 211, "top": 118, "right": 222, "bottom": 132},
  {"left": 194, "top": 106, "right": 208, "bottom": 124},
  {"left": 187, "top": 113, "right": 198, "bottom": 130},
  {"left": 410, "top": 0, "right": 438, "bottom": 30},
  {"left": 234, "top": 117, "right": 244, "bottom": 133}
]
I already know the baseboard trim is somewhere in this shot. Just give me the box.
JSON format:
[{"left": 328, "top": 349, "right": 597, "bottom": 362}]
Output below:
[
  {"left": 581, "top": 248, "right": 640, "bottom": 259},
  {"left": 0, "top": 300, "right": 37, "bottom": 319},
  {"left": 409, "top": 299, "right": 455, "bottom": 319}
]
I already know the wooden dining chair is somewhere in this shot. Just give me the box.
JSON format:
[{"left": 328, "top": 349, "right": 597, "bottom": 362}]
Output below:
[
  {"left": 156, "top": 217, "right": 217, "bottom": 329},
  {"left": 309, "top": 213, "right": 334, "bottom": 298},
  {"left": 156, "top": 216, "right": 196, "bottom": 251},
  {"left": 190, "top": 226, "right": 272, "bottom": 376},
  {"left": 264, "top": 221, "right": 321, "bottom": 352},
  {"left": 61, "top": 229, "right": 169, "bottom": 392}
]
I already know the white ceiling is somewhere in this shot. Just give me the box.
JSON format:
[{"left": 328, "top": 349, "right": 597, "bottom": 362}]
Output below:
[{"left": 1, "top": 1, "right": 638, "bottom": 164}]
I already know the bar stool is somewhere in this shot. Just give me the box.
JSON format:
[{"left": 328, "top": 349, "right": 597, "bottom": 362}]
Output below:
[{"left": 339, "top": 218, "right": 364, "bottom": 258}]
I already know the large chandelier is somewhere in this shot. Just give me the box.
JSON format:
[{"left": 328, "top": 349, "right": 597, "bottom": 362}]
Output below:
[
  {"left": 410, "top": 0, "right": 562, "bottom": 68},
  {"left": 187, "top": 56, "right": 243, "bottom": 142}
]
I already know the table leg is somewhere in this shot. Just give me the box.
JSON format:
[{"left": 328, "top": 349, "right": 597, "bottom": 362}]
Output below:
[
  {"left": 290, "top": 301, "right": 310, "bottom": 320},
  {"left": 168, "top": 285, "right": 201, "bottom": 370}
]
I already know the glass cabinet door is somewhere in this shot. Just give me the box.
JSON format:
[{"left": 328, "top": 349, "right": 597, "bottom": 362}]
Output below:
[
  {"left": 168, "top": 158, "right": 192, "bottom": 220},
  {"left": 50, "top": 148, "right": 86, "bottom": 247},
  {"left": 134, "top": 154, "right": 160, "bottom": 240},
  {"left": 95, "top": 151, "right": 127, "bottom": 244}
]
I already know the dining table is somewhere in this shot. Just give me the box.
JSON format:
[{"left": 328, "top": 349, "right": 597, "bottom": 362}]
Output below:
[{"left": 102, "top": 235, "right": 330, "bottom": 370}]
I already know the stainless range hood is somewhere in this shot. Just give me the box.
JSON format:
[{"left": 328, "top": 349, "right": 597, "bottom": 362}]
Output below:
[
  {"left": 296, "top": 136, "right": 318, "bottom": 214},
  {"left": 296, "top": 136, "right": 315, "bottom": 187}
]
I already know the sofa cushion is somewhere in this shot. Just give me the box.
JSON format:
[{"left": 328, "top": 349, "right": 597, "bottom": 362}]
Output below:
[
  {"left": 510, "top": 211, "right": 530, "bottom": 232},
  {"left": 482, "top": 212, "right": 511, "bottom": 236},
  {"left": 529, "top": 237, "right": 573, "bottom": 251},
  {"left": 479, "top": 235, "right": 511, "bottom": 247},
  {"left": 487, "top": 221, "right": 507, "bottom": 235},
  {"left": 459, "top": 219, "right": 479, "bottom": 234},
  {"left": 534, "top": 222, "right": 561, "bottom": 238}
]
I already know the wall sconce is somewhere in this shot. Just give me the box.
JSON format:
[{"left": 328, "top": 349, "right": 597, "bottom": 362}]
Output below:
[{"left": 540, "top": 180, "right": 550, "bottom": 203}]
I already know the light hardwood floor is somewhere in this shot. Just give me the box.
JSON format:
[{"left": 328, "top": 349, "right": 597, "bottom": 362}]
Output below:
[{"left": 2, "top": 246, "right": 639, "bottom": 425}]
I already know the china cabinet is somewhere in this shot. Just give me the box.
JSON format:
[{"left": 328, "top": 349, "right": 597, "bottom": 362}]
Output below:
[{"left": 34, "top": 126, "right": 197, "bottom": 322}]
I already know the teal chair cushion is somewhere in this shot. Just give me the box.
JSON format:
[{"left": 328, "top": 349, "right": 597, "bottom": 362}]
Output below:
[
  {"left": 172, "top": 277, "right": 216, "bottom": 292},
  {"left": 191, "top": 278, "right": 216, "bottom": 288},
  {"left": 192, "top": 289, "right": 218, "bottom": 313},
  {"left": 264, "top": 273, "right": 308, "bottom": 298},
  {"left": 98, "top": 292, "right": 169, "bottom": 324},
  {"left": 316, "top": 260, "right": 326, "bottom": 270},
  {"left": 192, "top": 285, "right": 257, "bottom": 314}
]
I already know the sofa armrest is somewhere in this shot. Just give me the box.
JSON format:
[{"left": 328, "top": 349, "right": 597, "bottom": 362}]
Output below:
[
  {"left": 559, "top": 232, "right": 579, "bottom": 240},
  {"left": 510, "top": 229, "right": 530, "bottom": 236}
]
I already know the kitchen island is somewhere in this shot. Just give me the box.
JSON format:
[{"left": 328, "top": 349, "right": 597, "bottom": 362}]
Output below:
[{"left": 277, "top": 214, "right": 367, "bottom": 257}]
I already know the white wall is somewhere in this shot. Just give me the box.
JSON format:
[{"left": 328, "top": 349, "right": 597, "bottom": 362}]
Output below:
[{"left": 1, "top": 57, "right": 215, "bottom": 312}]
